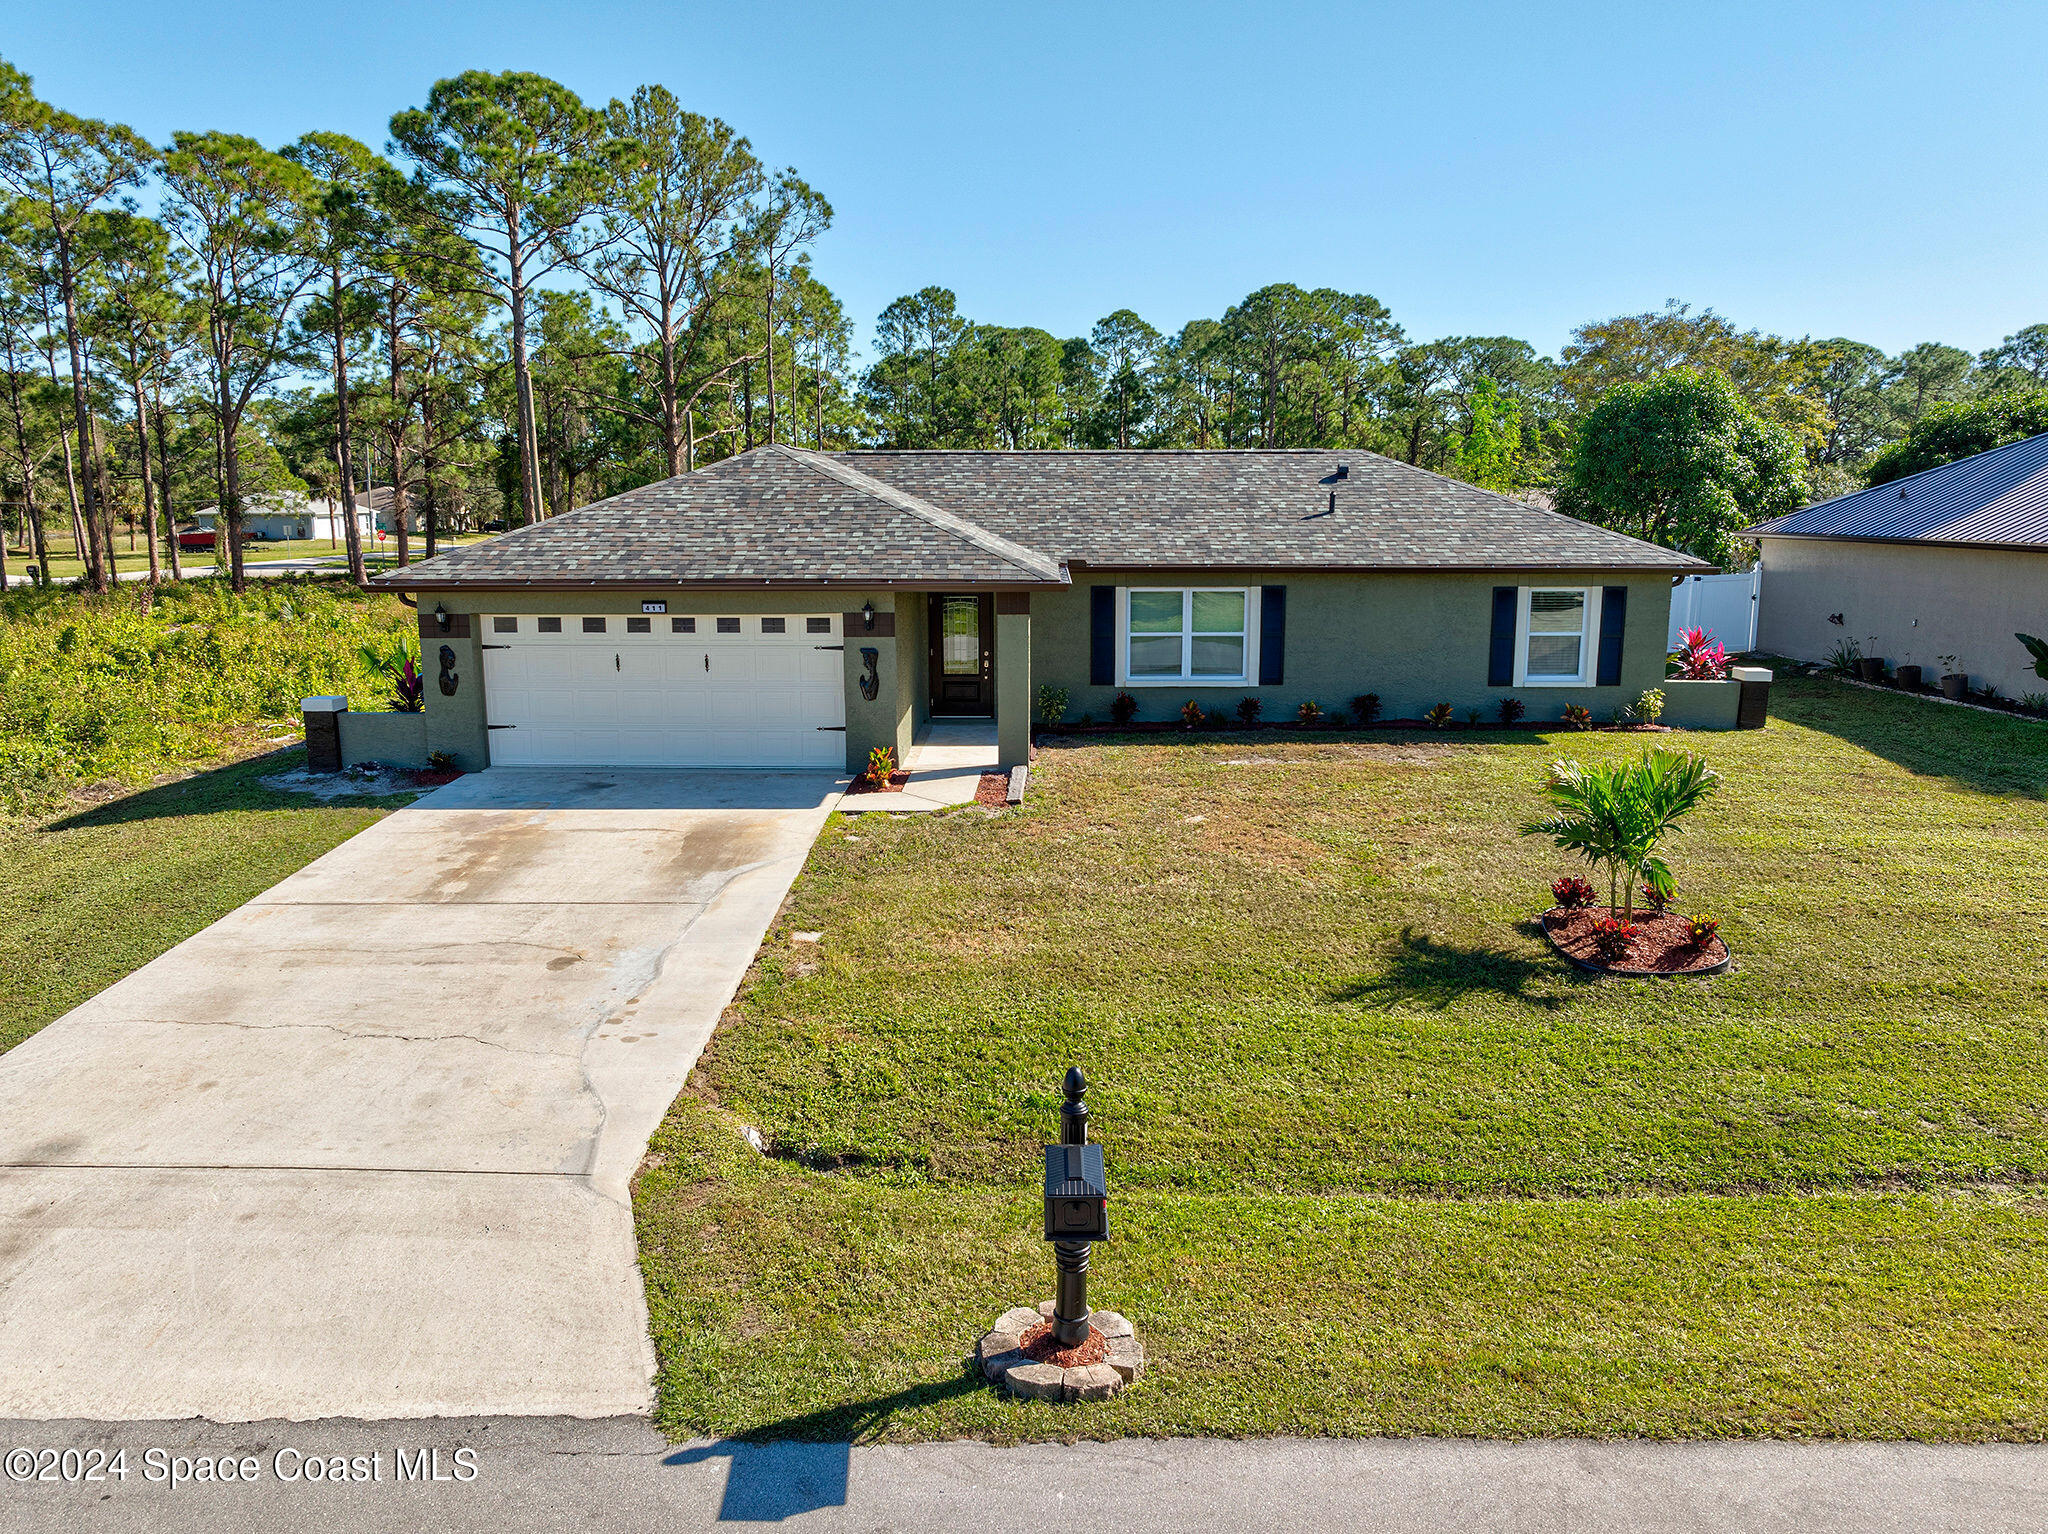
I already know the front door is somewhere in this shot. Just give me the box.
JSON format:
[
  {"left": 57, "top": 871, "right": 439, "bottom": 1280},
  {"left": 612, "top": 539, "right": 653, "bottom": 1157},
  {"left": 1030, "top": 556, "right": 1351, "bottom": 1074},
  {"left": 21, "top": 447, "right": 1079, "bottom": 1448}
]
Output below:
[{"left": 928, "top": 593, "right": 994, "bottom": 715}]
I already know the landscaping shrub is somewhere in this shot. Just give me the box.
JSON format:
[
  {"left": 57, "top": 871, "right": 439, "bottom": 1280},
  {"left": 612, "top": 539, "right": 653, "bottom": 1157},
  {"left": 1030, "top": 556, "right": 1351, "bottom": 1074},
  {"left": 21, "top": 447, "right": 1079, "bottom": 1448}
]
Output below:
[
  {"left": 1551, "top": 875, "right": 1595, "bottom": 910},
  {"left": 1561, "top": 704, "right": 1592, "bottom": 730},
  {"left": 1423, "top": 703, "right": 1454, "bottom": 728},
  {"left": 1324, "top": 710, "right": 1349, "bottom": 729},
  {"left": 1825, "top": 637, "right": 1863, "bottom": 677},
  {"left": 1497, "top": 696, "right": 1525, "bottom": 724},
  {"left": 1641, "top": 874, "right": 1674, "bottom": 912},
  {"left": 1590, "top": 915, "right": 1639, "bottom": 961},
  {"left": 1522, "top": 747, "right": 1721, "bottom": 921},
  {"left": 1235, "top": 696, "right": 1262, "bottom": 726},
  {"left": 1632, "top": 687, "right": 1666, "bottom": 724},
  {"left": 1350, "top": 692, "right": 1381, "bottom": 724},
  {"left": 1687, "top": 913, "right": 1721, "bottom": 946},
  {"left": 865, "top": 744, "right": 896, "bottom": 786},
  {"left": 1670, "top": 626, "right": 1729, "bottom": 680},
  {"left": 1110, "top": 691, "right": 1139, "bottom": 725},
  {"left": 1035, "top": 682, "right": 1069, "bottom": 725},
  {"left": 0, "top": 578, "right": 413, "bottom": 816},
  {"left": 1180, "top": 699, "right": 1204, "bottom": 728},
  {"left": 387, "top": 651, "right": 425, "bottom": 712}
]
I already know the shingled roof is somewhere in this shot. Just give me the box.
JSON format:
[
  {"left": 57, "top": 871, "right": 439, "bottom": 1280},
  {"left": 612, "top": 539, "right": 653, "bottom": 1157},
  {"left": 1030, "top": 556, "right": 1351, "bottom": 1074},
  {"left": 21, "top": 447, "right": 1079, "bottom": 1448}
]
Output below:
[
  {"left": 381, "top": 444, "right": 1704, "bottom": 589},
  {"left": 1746, "top": 431, "right": 2048, "bottom": 553}
]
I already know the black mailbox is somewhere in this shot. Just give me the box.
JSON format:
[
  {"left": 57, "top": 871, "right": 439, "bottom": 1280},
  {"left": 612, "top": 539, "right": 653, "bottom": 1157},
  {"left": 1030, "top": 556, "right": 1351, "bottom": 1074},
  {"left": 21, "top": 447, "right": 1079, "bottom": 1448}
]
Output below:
[{"left": 1042, "top": 1141, "right": 1108, "bottom": 1242}]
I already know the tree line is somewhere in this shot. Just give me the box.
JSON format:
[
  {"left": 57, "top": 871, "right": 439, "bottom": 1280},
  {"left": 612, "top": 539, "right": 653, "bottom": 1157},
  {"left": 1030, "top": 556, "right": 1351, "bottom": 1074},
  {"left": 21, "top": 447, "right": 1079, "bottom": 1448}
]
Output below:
[{"left": 4, "top": 55, "right": 2044, "bottom": 591}]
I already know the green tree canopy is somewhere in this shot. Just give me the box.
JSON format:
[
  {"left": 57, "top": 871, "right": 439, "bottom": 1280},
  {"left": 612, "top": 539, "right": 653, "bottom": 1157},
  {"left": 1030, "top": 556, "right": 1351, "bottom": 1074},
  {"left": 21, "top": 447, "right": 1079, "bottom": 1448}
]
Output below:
[
  {"left": 1556, "top": 367, "right": 1807, "bottom": 566},
  {"left": 1864, "top": 390, "right": 2048, "bottom": 486}
]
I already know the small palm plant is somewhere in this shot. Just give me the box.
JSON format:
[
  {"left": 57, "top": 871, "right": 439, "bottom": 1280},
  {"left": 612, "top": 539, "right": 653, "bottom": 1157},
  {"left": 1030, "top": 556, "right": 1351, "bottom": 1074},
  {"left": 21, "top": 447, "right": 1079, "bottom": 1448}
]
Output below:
[{"left": 1522, "top": 748, "right": 1721, "bottom": 921}]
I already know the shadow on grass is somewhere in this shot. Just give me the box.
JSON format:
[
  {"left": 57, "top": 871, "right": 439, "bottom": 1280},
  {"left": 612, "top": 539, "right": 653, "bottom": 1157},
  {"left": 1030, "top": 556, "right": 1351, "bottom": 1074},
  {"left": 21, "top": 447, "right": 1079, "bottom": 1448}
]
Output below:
[
  {"left": 664, "top": 1371, "right": 984, "bottom": 1521},
  {"left": 46, "top": 747, "right": 410, "bottom": 831},
  {"left": 1330, "top": 925, "right": 1582, "bottom": 1011},
  {"left": 1772, "top": 675, "right": 2048, "bottom": 800}
]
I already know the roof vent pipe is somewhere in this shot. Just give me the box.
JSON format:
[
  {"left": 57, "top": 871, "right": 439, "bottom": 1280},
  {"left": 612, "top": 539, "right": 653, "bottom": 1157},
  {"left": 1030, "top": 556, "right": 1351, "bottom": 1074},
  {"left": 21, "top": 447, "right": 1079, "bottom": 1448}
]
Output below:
[{"left": 1334, "top": 464, "right": 1350, "bottom": 480}]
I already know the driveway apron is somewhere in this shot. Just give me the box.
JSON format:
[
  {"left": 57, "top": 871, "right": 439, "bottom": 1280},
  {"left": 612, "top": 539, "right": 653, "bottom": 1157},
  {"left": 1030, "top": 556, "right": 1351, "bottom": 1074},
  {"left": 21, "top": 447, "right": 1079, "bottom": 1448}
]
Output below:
[{"left": 0, "top": 768, "right": 841, "bottom": 1420}]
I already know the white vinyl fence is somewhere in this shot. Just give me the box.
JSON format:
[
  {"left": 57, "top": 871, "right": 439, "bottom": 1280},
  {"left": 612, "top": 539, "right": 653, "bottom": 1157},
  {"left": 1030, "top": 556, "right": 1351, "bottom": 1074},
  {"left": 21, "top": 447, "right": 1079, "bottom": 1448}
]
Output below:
[{"left": 1667, "top": 570, "right": 1759, "bottom": 652}]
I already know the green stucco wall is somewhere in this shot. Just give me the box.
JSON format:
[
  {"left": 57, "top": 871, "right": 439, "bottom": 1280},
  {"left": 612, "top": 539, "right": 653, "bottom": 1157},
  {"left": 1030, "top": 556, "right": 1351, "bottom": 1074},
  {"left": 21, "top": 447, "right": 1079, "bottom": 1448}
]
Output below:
[{"left": 1029, "top": 571, "right": 1679, "bottom": 726}]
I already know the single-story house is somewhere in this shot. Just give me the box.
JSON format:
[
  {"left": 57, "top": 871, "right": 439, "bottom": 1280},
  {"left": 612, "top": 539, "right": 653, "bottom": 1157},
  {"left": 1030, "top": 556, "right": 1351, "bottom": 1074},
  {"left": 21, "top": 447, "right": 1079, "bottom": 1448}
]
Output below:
[
  {"left": 1746, "top": 431, "right": 2048, "bottom": 697},
  {"left": 365, "top": 445, "right": 1726, "bottom": 774},
  {"left": 193, "top": 494, "right": 377, "bottom": 543}
]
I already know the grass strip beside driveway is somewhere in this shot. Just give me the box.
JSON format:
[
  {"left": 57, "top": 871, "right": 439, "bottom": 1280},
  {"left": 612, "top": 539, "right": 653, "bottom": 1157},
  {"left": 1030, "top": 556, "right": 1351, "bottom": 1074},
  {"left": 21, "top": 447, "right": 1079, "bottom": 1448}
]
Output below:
[{"left": 0, "top": 751, "right": 411, "bottom": 1056}]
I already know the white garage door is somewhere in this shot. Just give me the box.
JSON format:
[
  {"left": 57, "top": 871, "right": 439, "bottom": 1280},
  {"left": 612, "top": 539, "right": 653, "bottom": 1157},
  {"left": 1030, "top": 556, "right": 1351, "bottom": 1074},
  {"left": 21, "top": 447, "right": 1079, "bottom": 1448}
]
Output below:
[{"left": 481, "top": 612, "right": 846, "bottom": 768}]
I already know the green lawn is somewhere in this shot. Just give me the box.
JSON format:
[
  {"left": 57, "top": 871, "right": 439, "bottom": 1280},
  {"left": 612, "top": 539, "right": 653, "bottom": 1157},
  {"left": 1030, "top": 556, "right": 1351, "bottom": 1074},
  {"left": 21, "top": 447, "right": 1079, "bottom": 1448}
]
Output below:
[
  {"left": 0, "top": 750, "right": 413, "bottom": 1057},
  {"left": 636, "top": 677, "right": 2048, "bottom": 1442},
  {"left": 6, "top": 531, "right": 493, "bottom": 583}
]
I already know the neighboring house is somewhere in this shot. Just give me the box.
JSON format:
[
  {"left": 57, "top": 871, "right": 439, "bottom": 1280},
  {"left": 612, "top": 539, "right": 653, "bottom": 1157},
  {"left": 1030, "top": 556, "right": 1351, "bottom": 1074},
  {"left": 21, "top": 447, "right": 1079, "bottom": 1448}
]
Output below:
[
  {"left": 192, "top": 494, "right": 376, "bottom": 543},
  {"left": 372, "top": 445, "right": 1715, "bottom": 774},
  {"left": 1746, "top": 432, "right": 2048, "bottom": 697}
]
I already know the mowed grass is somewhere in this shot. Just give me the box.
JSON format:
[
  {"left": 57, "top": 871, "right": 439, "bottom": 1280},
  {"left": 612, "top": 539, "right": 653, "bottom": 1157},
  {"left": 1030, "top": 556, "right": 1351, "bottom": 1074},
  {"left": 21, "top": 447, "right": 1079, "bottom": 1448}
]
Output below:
[
  {"left": 637, "top": 677, "right": 2048, "bottom": 1440},
  {"left": 0, "top": 750, "right": 413, "bottom": 1056}
]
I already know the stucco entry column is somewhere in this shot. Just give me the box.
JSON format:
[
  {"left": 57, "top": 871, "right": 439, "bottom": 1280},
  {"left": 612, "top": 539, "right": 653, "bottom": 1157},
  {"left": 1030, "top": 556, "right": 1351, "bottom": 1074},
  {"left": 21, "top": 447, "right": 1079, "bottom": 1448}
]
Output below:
[{"left": 997, "top": 593, "right": 1032, "bottom": 769}]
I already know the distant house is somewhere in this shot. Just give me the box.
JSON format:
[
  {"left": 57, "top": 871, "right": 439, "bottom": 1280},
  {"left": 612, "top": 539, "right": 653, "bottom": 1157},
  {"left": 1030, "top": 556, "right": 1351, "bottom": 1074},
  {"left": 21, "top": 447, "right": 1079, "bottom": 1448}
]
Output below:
[
  {"left": 1746, "top": 432, "right": 2048, "bottom": 697},
  {"left": 192, "top": 494, "right": 376, "bottom": 543}
]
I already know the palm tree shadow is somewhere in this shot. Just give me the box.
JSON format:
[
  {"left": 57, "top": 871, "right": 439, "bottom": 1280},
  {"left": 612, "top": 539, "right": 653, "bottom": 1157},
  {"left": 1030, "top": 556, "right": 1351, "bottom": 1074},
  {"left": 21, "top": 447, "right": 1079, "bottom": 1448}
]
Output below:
[{"left": 1330, "top": 924, "right": 1584, "bottom": 1011}]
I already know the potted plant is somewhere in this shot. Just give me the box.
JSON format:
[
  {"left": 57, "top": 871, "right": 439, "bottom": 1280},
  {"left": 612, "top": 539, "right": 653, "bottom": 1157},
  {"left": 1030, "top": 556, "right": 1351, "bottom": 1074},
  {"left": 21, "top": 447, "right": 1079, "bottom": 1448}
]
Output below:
[
  {"left": 1894, "top": 653, "right": 1922, "bottom": 689},
  {"left": 1938, "top": 655, "right": 1968, "bottom": 699},
  {"left": 1855, "top": 637, "right": 1887, "bottom": 683}
]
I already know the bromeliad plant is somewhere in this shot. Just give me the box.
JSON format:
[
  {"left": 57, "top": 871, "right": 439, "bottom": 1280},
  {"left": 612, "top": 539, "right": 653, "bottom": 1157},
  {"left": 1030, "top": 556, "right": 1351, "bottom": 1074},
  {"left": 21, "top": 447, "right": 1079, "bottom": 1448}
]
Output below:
[
  {"left": 388, "top": 651, "right": 425, "bottom": 712},
  {"left": 1522, "top": 748, "right": 1721, "bottom": 922},
  {"left": 1669, "top": 627, "right": 1729, "bottom": 680},
  {"left": 1561, "top": 704, "right": 1593, "bottom": 731}
]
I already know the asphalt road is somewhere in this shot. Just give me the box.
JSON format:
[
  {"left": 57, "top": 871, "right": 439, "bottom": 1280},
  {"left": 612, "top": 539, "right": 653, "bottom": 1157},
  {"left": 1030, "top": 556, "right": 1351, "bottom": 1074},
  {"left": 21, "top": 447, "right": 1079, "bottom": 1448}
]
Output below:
[{"left": 0, "top": 1417, "right": 2041, "bottom": 1533}]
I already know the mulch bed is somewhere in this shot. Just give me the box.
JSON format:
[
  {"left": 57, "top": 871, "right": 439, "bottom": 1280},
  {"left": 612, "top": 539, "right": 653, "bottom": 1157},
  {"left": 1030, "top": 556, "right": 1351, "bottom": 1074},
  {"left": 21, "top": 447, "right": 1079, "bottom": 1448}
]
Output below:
[
  {"left": 408, "top": 769, "right": 463, "bottom": 787},
  {"left": 1041, "top": 721, "right": 1668, "bottom": 738},
  {"left": 1541, "top": 906, "right": 1730, "bottom": 977},
  {"left": 843, "top": 770, "right": 910, "bottom": 795},
  {"left": 973, "top": 772, "right": 1011, "bottom": 808},
  {"left": 1018, "top": 1320, "right": 1106, "bottom": 1368}
]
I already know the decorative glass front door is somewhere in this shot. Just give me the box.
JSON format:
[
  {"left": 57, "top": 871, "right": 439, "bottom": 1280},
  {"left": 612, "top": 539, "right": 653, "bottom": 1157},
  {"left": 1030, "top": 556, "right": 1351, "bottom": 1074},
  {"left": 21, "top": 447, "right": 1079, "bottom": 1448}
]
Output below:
[{"left": 929, "top": 594, "right": 994, "bottom": 714}]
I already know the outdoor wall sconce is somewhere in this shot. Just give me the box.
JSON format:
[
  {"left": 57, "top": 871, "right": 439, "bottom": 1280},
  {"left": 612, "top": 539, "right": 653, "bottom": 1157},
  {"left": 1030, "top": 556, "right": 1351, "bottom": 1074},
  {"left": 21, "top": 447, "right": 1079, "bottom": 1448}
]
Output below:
[
  {"left": 860, "top": 601, "right": 876, "bottom": 632},
  {"left": 433, "top": 603, "right": 451, "bottom": 634}
]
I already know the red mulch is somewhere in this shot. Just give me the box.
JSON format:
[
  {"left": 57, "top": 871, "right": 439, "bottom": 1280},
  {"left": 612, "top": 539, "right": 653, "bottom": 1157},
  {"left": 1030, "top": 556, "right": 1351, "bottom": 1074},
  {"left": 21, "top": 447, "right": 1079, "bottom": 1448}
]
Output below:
[
  {"left": 843, "top": 770, "right": 911, "bottom": 795},
  {"left": 1542, "top": 906, "right": 1728, "bottom": 975},
  {"left": 974, "top": 772, "right": 1011, "bottom": 808},
  {"left": 1019, "top": 1320, "right": 1107, "bottom": 1368},
  {"left": 408, "top": 769, "right": 463, "bottom": 786}
]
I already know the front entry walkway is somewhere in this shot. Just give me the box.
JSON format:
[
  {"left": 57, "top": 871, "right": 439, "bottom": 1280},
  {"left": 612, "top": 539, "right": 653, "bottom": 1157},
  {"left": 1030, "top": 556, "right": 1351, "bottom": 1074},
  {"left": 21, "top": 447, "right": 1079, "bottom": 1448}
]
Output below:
[
  {"left": 0, "top": 768, "right": 842, "bottom": 1420},
  {"left": 842, "top": 720, "right": 999, "bottom": 813}
]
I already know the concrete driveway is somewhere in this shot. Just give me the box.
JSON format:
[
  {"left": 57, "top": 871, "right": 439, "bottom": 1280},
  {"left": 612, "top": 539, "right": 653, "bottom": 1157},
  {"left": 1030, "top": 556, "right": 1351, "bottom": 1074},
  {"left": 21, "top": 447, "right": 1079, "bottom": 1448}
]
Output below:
[{"left": 0, "top": 768, "right": 842, "bottom": 1421}]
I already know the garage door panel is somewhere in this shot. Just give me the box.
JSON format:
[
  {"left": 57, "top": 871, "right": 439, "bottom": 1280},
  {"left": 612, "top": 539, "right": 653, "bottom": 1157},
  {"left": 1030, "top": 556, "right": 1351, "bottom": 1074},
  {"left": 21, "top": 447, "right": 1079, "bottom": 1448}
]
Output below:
[{"left": 482, "top": 614, "right": 847, "bottom": 768}]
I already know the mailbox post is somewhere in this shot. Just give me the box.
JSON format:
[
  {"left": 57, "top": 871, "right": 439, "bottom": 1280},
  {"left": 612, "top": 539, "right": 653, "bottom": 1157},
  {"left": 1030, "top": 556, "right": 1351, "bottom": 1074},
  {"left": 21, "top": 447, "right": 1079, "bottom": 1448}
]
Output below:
[{"left": 1042, "top": 1066, "right": 1108, "bottom": 1348}]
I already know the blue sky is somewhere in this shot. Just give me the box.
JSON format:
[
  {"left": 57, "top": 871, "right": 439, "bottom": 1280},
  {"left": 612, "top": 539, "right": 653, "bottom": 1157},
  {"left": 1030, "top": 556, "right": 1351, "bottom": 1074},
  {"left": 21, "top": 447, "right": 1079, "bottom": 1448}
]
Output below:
[{"left": 6, "top": 1, "right": 2042, "bottom": 361}]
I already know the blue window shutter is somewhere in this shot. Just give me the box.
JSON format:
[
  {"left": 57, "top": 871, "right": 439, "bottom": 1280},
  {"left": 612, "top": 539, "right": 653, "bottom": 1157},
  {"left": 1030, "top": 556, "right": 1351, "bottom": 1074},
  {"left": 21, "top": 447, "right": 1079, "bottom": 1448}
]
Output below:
[
  {"left": 1597, "top": 585, "right": 1627, "bottom": 686},
  {"left": 1259, "top": 586, "right": 1286, "bottom": 685},
  {"left": 1487, "top": 586, "right": 1517, "bottom": 687},
  {"left": 1090, "top": 587, "right": 1115, "bottom": 685}
]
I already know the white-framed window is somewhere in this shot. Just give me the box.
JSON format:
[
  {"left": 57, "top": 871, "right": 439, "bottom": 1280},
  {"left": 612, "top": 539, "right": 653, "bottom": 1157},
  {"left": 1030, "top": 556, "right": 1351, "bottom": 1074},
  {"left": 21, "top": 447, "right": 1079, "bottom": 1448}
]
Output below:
[
  {"left": 1516, "top": 586, "right": 1602, "bottom": 686},
  {"left": 1117, "top": 587, "right": 1258, "bottom": 686}
]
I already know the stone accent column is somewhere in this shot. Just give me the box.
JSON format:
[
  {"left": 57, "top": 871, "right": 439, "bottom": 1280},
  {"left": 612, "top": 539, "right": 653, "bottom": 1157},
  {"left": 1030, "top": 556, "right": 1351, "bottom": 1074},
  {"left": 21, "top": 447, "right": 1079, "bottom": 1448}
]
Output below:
[
  {"left": 996, "top": 593, "right": 1032, "bottom": 769},
  {"left": 301, "top": 696, "right": 347, "bottom": 773}
]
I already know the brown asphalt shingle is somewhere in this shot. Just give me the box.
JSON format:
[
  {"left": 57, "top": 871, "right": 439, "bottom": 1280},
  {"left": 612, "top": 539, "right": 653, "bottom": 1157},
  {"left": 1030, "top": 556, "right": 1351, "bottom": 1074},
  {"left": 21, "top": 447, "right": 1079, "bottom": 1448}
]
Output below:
[{"left": 379, "top": 444, "right": 1705, "bottom": 589}]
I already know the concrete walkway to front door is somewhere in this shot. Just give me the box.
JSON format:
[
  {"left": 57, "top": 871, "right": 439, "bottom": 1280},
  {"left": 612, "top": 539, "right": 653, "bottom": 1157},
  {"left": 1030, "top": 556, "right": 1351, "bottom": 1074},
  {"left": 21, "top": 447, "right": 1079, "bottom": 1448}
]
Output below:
[
  {"left": 0, "top": 768, "right": 842, "bottom": 1421},
  {"left": 841, "top": 720, "right": 998, "bottom": 813}
]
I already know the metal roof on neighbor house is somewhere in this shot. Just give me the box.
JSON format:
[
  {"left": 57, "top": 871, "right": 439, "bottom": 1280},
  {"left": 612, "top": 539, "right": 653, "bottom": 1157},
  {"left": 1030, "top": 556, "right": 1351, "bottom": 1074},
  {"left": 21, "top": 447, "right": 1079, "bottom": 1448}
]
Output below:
[
  {"left": 1745, "top": 431, "right": 2048, "bottom": 552},
  {"left": 379, "top": 443, "right": 1706, "bottom": 589}
]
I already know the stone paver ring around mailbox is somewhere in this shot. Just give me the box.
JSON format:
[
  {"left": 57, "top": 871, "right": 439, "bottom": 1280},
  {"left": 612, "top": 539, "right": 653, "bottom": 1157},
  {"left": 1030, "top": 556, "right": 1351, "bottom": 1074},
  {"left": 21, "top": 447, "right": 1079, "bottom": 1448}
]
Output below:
[{"left": 977, "top": 1067, "right": 1146, "bottom": 1402}]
